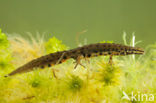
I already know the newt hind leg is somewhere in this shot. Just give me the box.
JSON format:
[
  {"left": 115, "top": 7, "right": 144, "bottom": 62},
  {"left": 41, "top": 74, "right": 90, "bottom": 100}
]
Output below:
[
  {"left": 74, "top": 56, "right": 85, "bottom": 69},
  {"left": 108, "top": 55, "right": 113, "bottom": 65}
]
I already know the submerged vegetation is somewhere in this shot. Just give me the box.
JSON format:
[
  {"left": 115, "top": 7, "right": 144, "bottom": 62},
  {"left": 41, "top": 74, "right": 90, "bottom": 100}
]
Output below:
[{"left": 0, "top": 29, "right": 155, "bottom": 103}]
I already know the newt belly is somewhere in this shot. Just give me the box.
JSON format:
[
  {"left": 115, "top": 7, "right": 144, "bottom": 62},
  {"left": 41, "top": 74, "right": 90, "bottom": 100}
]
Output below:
[{"left": 5, "top": 43, "right": 144, "bottom": 77}]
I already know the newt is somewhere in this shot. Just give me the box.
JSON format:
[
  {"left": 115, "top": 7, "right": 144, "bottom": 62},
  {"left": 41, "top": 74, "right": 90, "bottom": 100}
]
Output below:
[{"left": 5, "top": 43, "right": 144, "bottom": 77}]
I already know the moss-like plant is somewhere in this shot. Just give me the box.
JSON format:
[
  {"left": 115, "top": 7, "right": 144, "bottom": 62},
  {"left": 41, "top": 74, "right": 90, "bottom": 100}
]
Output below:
[
  {"left": 100, "top": 40, "right": 114, "bottom": 43},
  {"left": 96, "top": 62, "right": 121, "bottom": 86},
  {"left": 66, "top": 75, "right": 83, "bottom": 92},
  {"left": 0, "top": 30, "right": 155, "bottom": 103},
  {"left": 45, "top": 36, "right": 68, "bottom": 54},
  {"left": 0, "top": 29, "right": 12, "bottom": 72}
]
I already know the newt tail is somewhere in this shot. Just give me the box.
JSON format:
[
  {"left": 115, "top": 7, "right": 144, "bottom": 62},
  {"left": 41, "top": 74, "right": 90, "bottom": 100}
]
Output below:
[{"left": 5, "top": 43, "right": 144, "bottom": 77}]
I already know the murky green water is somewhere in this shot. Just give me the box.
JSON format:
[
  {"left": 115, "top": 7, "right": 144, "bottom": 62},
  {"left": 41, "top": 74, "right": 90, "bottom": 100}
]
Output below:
[{"left": 0, "top": 0, "right": 156, "bottom": 47}]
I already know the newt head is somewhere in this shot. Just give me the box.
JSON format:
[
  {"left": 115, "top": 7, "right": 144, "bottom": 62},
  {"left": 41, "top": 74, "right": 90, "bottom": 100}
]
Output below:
[{"left": 132, "top": 47, "right": 144, "bottom": 55}]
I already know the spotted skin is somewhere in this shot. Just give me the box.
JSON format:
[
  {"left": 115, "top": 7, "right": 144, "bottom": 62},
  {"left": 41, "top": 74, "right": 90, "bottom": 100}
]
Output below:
[{"left": 5, "top": 43, "right": 144, "bottom": 77}]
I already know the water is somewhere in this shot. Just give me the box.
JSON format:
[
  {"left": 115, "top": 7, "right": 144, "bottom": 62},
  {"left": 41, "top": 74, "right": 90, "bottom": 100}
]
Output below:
[{"left": 0, "top": 0, "right": 156, "bottom": 47}]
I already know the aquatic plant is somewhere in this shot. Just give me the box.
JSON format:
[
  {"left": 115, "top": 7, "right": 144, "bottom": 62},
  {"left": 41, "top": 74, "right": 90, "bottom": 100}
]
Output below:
[
  {"left": 100, "top": 40, "right": 114, "bottom": 43},
  {"left": 96, "top": 62, "right": 121, "bottom": 86},
  {"left": 0, "top": 30, "right": 155, "bottom": 103},
  {"left": 66, "top": 75, "right": 83, "bottom": 92},
  {"left": 45, "top": 36, "right": 68, "bottom": 54},
  {"left": 0, "top": 29, "right": 12, "bottom": 74}
]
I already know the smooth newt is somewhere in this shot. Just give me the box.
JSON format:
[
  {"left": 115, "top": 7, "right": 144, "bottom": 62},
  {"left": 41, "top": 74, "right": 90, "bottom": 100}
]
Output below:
[{"left": 5, "top": 43, "right": 144, "bottom": 77}]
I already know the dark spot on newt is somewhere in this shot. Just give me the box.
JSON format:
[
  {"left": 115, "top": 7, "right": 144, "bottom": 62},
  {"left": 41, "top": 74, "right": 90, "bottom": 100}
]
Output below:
[
  {"left": 94, "top": 50, "right": 98, "bottom": 53},
  {"left": 41, "top": 65, "right": 44, "bottom": 69},
  {"left": 108, "top": 52, "right": 112, "bottom": 55},
  {"left": 99, "top": 52, "right": 103, "bottom": 55},
  {"left": 87, "top": 54, "right": 91, "bottom": 57},
  {"left": 63, "top": 56, "right": 67, "bottom": 59},
  {"left": 48, "top": 64, "right": 51, "bottom": 67}
]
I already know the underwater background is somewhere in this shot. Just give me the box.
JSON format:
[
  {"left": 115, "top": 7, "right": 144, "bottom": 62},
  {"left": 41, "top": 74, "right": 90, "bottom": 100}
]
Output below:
[
  {"left": 0, "top": 0, "right": 156, "bottom": 103},
  {"left": 0, "top": 0, "right": 156, "bottom": 47}
]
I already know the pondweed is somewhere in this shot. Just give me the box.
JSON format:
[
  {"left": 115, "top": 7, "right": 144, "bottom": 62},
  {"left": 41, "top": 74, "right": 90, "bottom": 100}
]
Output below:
[{"left": 0, "top": 30, "right": 155, "bottom": 103}]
